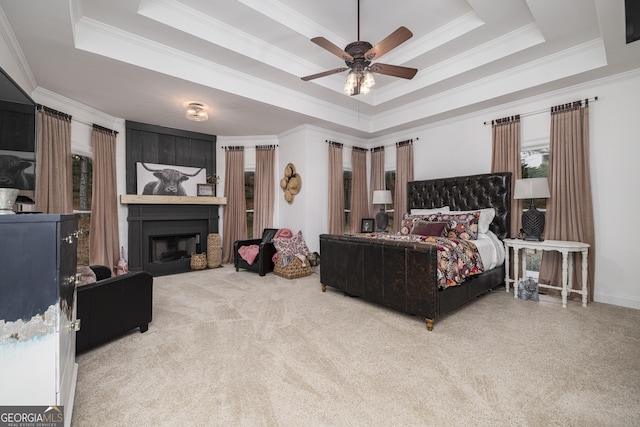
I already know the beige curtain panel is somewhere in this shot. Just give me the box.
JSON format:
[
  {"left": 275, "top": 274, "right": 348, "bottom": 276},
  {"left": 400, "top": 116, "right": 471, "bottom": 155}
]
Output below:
[
  {"left": 491, "top": 115, "right": 523, "bottom": 238},
  {"left": 369, "top": 147, "right": 385, "bottom": 217},
  {"left": 89, "top": 127, "right": 120, "bottom": 274},
  {"left": 349, "top": 147, "right": 368, "bottom": 233},
  {"left": 327, "top": 142, "right": 344, "bottom": 235},
  {"left": 393, "top": 141, "right": 414, "bottom": 232},
  {"left": 222, "top": 147, "right": 247, "bottom": 264},
  {"left": 539, "top": 102, "right": 595, "bottom": 302},
  {"left": 35, "top": 107, "right": 73, "bottom": 214},
  {"left": 253, "top": 145, "right": 275, "bottom": 238}
]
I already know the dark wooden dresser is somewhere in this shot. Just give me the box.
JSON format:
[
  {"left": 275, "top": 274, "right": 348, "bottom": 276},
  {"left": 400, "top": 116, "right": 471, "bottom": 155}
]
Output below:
[{"left": 0, "top": 214, "right": 79, "bottom": 426}]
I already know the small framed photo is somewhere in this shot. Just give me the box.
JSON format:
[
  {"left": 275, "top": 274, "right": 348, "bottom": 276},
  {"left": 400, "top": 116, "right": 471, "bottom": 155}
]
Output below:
[
  {"left": 361, "top": 218, "right": 374, "bottom": 233},
  {"left": 197, "top": 183, "right": 214, "bottom": 197}
]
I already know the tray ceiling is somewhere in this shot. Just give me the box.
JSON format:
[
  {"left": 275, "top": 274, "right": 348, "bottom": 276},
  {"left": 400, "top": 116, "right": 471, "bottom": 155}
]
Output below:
[{"left": 1, "top": 0, "right": 638, "bottom": 138}]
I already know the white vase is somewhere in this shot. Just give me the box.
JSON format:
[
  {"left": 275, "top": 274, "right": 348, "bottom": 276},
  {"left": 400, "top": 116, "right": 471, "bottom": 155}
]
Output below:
[{"left": 0, "top": 188, "right": 19, "bottom": 214}]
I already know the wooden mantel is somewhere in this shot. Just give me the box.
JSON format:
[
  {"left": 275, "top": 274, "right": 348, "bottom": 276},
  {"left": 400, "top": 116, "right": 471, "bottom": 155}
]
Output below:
[{"left": 120, "top": 194, "right": 227, "bottom": 205}]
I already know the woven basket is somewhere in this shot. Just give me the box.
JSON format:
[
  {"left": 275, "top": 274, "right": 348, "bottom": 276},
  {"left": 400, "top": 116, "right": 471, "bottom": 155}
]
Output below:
[
  {"left": 207, "top": 233, "right": 222, "bottom": 268},
  {"left": 190, "top": 252, "right": 207, "bottom": 270},
  {"left": 273, "top": 254, "right": 312, "bottom": 279}
]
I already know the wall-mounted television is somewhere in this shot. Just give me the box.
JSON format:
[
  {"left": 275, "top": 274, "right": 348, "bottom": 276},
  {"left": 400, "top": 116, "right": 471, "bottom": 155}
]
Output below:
[{"left": 0, "top": 67, "right": 37, "bottom": 204}]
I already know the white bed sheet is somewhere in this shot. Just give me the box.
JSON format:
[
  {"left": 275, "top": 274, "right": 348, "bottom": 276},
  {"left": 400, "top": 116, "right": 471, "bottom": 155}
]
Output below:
[{"left": 473, "top": 231, "right": 505, "bottom": 270}]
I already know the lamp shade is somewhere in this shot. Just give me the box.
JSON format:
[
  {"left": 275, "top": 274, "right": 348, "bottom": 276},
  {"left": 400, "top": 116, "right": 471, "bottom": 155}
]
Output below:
[
  {"left": 513, "top": 178, "right": 550, "bottom": 200},
  {"left": 372, "top": 190, "right": 392, "bottom": 205}
]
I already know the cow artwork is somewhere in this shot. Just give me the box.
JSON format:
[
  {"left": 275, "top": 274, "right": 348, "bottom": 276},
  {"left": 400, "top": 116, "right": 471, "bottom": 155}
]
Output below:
[
  {"left": 0, "top": 154, "right": 35, "bottom": 190},
  {"left": 137, "top": 162, "right": 206, "bottom": 196}
]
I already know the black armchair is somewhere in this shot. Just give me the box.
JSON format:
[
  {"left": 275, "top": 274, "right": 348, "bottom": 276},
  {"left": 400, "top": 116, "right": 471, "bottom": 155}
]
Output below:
[{"left": 234, "top": 228, "right": 279, "bottom": 276}]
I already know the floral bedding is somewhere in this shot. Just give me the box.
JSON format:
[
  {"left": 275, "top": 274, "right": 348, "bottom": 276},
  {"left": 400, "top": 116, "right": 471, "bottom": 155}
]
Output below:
[{"left": 364, "top": 233, "right": 484, "bottom": 289}]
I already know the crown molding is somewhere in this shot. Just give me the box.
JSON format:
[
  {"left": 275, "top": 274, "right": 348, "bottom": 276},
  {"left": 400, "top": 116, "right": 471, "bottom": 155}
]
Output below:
[{"left": 0, "top": 6, "right": 37, "bottom": 92}]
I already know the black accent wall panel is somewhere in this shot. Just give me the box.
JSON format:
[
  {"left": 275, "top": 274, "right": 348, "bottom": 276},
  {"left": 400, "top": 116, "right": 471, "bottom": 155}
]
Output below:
[{"left": 125, "top": 121, "right": 216, "bottom": 194}]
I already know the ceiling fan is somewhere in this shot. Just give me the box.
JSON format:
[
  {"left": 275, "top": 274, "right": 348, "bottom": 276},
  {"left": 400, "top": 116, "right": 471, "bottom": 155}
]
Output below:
[{"left": 301, "top": 0, "right": 418, "bottom": 96}]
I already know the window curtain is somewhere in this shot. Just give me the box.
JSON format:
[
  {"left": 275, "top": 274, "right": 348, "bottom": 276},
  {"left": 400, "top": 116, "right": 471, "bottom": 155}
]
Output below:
[
  {"left": 35, "top": 106, "right": 73, "bottom": 213},
  {"left": 222, "top": 147, "right": 247, "bottom": 264},
  {"left": 491, "top": 115, "right": 522, "bottom": 238},
  {"left": 89, "top": 126, "right": 120, "bottom": 274},
  {"left": 539, "top": 101, "right": 595, "bottom": 301},
  {"left": 349, "top": 147, "right": 368, "bottom": 233},
  {"left": 393, "top": 141, "right": 414, "bottom": 232},
  {"left": 328, "top": 142, "right": 344, "bottom": 234},
  {"left": 253, "top": 145, "right": 275, "bottom": 238},
  {"left": 369, "top": 146, "right": 385, "bottom": 217}
]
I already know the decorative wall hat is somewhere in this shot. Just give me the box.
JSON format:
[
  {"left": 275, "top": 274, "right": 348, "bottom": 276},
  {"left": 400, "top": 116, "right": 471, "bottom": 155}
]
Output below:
[{"left": 280, "top": 163, "right": 302, "bottom": 204}]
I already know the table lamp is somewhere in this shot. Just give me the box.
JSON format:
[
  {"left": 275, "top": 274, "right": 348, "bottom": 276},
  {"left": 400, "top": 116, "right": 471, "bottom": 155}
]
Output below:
[
  {"left": 372, "top": 190, "right": 393, "bottom": 232},
  {"left": 513, "top": 177, "right": 551, "bottom": 241}
]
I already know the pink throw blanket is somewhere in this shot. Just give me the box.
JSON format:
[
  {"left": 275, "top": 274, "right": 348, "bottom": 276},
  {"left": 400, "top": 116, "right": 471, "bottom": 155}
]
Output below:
[{"left": 238, "top": 245, "right": 259, "bottom": 265}]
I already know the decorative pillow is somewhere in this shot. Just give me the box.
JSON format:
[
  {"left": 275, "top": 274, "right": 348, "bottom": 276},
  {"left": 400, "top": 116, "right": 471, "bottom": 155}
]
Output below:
[
  {"left": 448, "top": 208, "right": 495, "bottom": 234},
  {"left": 410, "top": 206, "right": 450, "bottom": 215},
  {"left": 411, "top": 220, "right": 448, "bottom": 237},
  {"left": 440, "top": 212, "right": 480, "bottom": 240},
  {"left": 274, "top": 228, "right": 293, "bottom": 239},
  {"left": 272, "top": 231, "right": 311, "bottom": 257},
  {"left": 76, "top": 265, "right": 96, "bottom": 287},
  {"left": 400, "top": 212, "right": 442, "bottom": 235}
]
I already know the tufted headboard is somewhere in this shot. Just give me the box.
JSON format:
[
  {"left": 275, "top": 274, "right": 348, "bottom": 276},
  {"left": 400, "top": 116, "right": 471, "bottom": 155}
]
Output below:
[{"left": 407, "top": 172, "right": 512, "bottom": 240}]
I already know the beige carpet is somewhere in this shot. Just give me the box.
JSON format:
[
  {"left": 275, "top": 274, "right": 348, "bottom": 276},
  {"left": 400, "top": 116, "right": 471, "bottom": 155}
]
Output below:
[{"left": 72, "top": 267, "right": 640, "bottom": 426}]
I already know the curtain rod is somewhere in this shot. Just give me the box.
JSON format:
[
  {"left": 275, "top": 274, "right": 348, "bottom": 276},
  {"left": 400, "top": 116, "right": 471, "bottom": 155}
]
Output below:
[
  {"left": 483, "top": 96, "right": 598, "bottom": 125},
  {"left": 220, "top": 145, "right": 278, "bottom": 150},
  {"left": 92, "top": 123, "right": 119, "bottom": 136},
  {"left": 37, "top": 104, "right": 72, "bottom": 121}
]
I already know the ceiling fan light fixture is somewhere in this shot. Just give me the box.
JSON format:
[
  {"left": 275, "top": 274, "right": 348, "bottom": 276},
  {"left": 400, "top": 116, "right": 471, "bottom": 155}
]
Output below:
[
  {"left": 362, "top": 69, "right": 375, "bottom": 88},
  {"left": 185, "top": 103, "right": 208, "bottom": 121},
  {"left": 344, "top": 71, "right": 358, "bottom": 95}
]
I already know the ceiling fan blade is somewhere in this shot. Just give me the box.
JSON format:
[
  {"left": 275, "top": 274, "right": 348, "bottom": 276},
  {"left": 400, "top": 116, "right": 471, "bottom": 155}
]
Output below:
[
  {"left": 370, "top": 63, "right": 418, "bottom": 79},
  {"left": 301, "top": 67, "right": 349, "bottom": 81},
  {"left": 364, "top": 27, "right": 413, "bottom": 61},
  {"left": 311, "top": 37, "right": 354, "bottom": 61}
]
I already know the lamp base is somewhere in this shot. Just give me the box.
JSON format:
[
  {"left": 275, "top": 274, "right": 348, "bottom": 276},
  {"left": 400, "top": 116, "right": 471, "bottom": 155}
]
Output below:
[
  {"left": 375, "top": 210, "right": 388, "bottom": 232},
  {"left": 521, "top": 200, "right": 545, "bottom": 241}
]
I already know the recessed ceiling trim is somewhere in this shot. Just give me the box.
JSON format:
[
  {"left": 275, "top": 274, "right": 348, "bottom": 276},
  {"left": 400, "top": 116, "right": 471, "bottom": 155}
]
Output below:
[
  {"left": 138, "top": 0, "right": 364, "bottom": 97},
  {"left": 370, "top": 39, "right": 608, "bottom": 133},
  {"left": 72, "top": 16, "right": 372, "bottom": 133},
  {"left": 373, "top": 23, "right": 546, "bottom": 105},
  {"left": 380, "top": 11, "right": 485, "bottom": 66},
  {"left": 236, "top": 0, "right": 347, "bottom": 44}
]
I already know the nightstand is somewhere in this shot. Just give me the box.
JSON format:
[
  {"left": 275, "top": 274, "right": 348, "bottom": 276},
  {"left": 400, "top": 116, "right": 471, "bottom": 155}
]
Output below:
[{"left": 503, "top": 238, "right": 589, "bottom": 308}]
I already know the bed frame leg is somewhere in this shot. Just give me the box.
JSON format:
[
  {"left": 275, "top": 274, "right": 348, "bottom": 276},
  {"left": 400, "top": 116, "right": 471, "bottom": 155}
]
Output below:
[
  {"left": 426, "top": 318, "right": 434, "bottom": 331},
  {"left": 321, "top": 284, "right": 326, "bottom": 292}
]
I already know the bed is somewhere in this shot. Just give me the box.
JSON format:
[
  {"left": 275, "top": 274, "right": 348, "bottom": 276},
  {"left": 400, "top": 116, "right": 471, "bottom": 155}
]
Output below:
[{"left": 319, "top": 172, "right": 511, "bottom": 330}]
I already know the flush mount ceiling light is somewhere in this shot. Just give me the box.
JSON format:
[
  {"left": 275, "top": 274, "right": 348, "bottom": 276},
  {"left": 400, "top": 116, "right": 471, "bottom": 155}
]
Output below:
[{"left": 185, "top": 103, "right": 208, "bottom": 121}]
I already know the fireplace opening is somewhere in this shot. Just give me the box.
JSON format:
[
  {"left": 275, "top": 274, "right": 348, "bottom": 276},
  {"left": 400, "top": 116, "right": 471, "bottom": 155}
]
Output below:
[{"left": 150, "top": 233, "right": 199, "bottom": 263}]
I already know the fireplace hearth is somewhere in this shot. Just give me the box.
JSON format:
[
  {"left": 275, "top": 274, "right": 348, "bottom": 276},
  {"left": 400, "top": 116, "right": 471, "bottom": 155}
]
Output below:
[{"left": 127, "top": 204, "right": 219, "bottom": 276}]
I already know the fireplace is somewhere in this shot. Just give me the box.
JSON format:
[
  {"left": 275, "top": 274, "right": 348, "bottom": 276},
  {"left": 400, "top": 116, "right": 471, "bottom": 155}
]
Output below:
[
  {"left": 150, "top": 234, "right": 198, "bottom": 263},
  {"left": 127, "top": 204, "right": 219, "bottom": 276}
]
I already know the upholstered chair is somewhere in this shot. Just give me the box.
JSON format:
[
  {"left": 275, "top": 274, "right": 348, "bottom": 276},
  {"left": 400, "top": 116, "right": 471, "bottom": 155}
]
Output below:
[{"left": 233, "top": 228, "right": 279, "bottom": 276}]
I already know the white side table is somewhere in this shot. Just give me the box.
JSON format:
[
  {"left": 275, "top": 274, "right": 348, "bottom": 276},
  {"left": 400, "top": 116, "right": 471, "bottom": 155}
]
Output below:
[{"left": 503, "top": 238, "right": 590, "bottom": 308}]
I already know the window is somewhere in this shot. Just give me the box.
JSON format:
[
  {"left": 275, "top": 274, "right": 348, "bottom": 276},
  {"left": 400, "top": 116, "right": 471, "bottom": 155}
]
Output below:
[
  {"left": 73, "top": 155, "right": 92, "bottom": 266},
  {"left": 521, "top": 147, "right": 549, "bottom": 277},
  {"left": 245, "top": 171, "right": 254, "bottom": 239},
  {"left": 343, "top": 170, "right": 352, "bottom": 234},
  {"left": 384, "top": 170, "right": 396, "bottom": 231}
]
